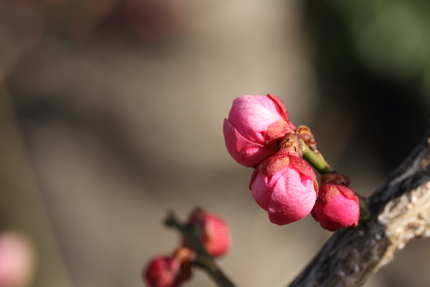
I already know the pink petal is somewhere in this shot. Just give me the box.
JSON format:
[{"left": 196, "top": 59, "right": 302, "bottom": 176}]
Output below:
[
  {"left": 228, "top": 95, "right": 287, "bottom": 143},
  {"left": 223, "top": 119, "right": 275, "bottom": 167},
  {"left": 312, "top": 185, "right": 359, "bottom": 231},
  {"left": 326, "top": 193, "right": 359, "bottom": 224},
  {"left": 249, "top": 171, "right": 273, "bottom": 211},
  {"left": 266, "top": 94, "right": 289, "bottom": 120},
  {"left": 268, "top": 167, "right": 316, "bottom": 225},
  {"left": 203, "top": 213, "right": 231, "bottom": 257}
]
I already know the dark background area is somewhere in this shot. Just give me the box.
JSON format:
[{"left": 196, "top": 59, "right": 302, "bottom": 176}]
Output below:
[{"left": 304, "top": 0, "right": 429, "bottom": 174}]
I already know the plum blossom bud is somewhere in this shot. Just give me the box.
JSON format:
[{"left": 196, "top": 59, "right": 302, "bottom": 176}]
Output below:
[
  {"left": 311, "top": 173, "right": 360, "bottom": 231},
  {"left": 144, "top": 256, "right": 180, "bottom": 287},
  {"left": 249, "top": 149, "right": 318, "bottom": 225},
  {"left": 143, "top": 249, "right": 192, "bottom": 287},
  {"left": 184, "top": 208, "right": 230, "bottom": 257},
  {"left": 0, "top": 232, "right": 34, "bottom": 287},
  {"left": 223, "top": 94, "right": 296, "bottom": 167}
]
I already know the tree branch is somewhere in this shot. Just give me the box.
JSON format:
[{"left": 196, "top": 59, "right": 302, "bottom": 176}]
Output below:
[{"left": 289, "top": 128, "right": 430, "bottom": 287}]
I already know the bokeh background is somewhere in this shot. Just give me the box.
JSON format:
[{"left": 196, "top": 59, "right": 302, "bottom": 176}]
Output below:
[{"left": 1, "top": 0, "right": 430, "bottom": 286}]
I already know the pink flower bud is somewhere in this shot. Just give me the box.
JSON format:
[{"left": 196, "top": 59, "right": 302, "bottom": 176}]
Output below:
[
  {"left": 184, "top": 209, "right": 230, "bottom": 257},
  {"left": 143, "top": 253, "right": 192, "bottom": 287},
  {"left": 223, "top": 94, "right": 295, "bottom": 167},
  {"left": 0, "top": 232, "right": 34, "bottom": 287},
  {"left": 311, "top": 175, "right": 360, "bottom": 231},
  {"left": 249, "top": 149, "right": 318, "bottom": 225}
]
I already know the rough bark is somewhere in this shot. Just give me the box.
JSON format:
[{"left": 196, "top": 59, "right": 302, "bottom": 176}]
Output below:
[{"left": 289, "top": 128, "right": 430, "bottom": 287}]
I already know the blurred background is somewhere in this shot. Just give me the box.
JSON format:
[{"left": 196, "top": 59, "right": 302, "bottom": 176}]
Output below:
[{"left": 1, "top": 0, "right": 430, "bottom": 286}]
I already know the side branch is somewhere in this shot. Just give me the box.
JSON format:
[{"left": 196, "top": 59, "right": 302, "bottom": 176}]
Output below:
[{"left": 289, "top": 130, "right": 430, "bottom": 287}]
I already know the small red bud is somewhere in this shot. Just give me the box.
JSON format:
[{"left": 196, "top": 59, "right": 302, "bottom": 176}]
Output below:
[
  {"left": 143, "top": 252, "right": 192, "bottom": 287},
  {"left": 184, "top": 208, "right": 231, "bottom": 257},
  {"left": 311, "top": 173, "right": 359, "bottom": 231}
]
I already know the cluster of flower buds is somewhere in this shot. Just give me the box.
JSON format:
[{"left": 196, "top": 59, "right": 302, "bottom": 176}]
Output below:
[
  {"left": 143, "top": 209, "right": 230, "bottom": 287},
  {"left": 224, "top": 94, "right": 360, "bottom": 230}
]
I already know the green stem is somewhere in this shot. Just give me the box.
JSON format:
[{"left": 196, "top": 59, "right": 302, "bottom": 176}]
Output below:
[
  {"left": 300, "top": 139, "right": 333, "bottom": 175},
  {"left": 164, "top": 211, "right": 236, "bottom": 287}
]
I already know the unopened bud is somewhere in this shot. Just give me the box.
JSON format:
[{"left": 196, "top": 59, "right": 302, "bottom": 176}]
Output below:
[
  {"left": 223, "top": 94, "right": 295, "bottom": 167},
  {"left": 143, "top": 252, "right": 192, "bottom": 287},
  {"left": 311, "top": 172, "right": 359, "bottom": 231},
  {"left": 184, "top": 208, "right": 231, "bottom": 257},
  {"left": 249, "top": 149, "right": 318, "bottom": 225}
]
